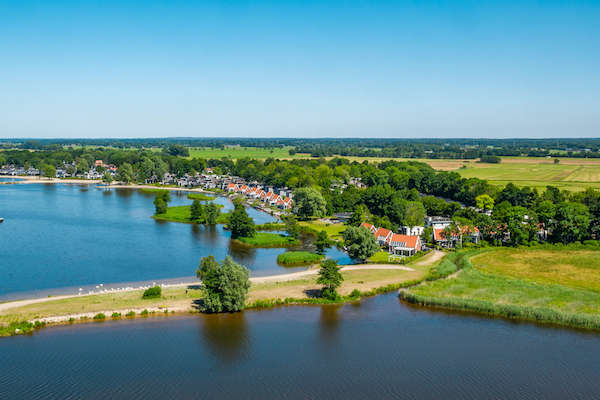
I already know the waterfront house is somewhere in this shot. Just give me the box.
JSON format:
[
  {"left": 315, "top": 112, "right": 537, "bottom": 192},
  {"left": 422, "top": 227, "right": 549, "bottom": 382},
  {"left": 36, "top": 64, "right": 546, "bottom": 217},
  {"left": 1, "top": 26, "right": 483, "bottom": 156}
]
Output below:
[{"left": 387, "top": 233, "right": 422, "bottom": 256}]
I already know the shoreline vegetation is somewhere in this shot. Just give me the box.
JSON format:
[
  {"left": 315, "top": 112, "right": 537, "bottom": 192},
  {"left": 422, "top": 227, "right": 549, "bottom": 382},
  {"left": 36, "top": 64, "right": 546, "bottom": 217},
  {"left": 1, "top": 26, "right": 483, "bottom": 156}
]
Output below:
[
  {"left": 277, "top": 251, "right": 325, "bottom": 266},
  {"left": 234, "top": 232, "right": 299, "bottom": 248},
  {"left": 399, "top": 246, "right": 600, "bottom": 331},
  {"left": 0, "top": 252, "right": 442, "bottom": 337}
]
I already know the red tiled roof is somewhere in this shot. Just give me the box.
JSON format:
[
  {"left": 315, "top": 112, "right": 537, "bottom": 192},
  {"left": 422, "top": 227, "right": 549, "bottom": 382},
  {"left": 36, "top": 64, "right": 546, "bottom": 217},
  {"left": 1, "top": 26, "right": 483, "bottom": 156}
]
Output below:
[
  {"left": 388, "top": 234, "right": 420, "bottom": 249},
  {"left": 375, "top": 227, "right": 392, "bottom": 239},
  {"left": 360, "top": 222, "right": 375, "bottom": 231}
]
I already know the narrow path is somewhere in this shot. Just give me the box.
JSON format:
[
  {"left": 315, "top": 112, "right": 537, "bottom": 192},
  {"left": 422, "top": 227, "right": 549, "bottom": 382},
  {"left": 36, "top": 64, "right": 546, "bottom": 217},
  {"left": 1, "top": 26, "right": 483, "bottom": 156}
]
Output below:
[{"left": 0, "top": 265, "right": 415, "bottom": 313}]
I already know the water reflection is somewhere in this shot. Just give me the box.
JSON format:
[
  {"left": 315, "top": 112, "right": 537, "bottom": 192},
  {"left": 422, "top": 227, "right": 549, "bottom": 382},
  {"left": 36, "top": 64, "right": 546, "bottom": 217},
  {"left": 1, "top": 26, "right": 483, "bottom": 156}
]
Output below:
[
  {"left": 319, "top": 304, "right": 342, "bottom": 343},
  {"left": 199, "top": 312, "right": 250, "bottom": 363}
]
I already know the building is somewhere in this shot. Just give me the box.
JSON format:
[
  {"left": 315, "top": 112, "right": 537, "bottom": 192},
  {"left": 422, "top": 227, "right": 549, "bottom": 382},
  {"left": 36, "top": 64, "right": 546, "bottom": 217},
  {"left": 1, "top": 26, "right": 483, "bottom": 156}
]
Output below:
[{"left": 387, "top": 233, "right": 422, "bottom": 256}]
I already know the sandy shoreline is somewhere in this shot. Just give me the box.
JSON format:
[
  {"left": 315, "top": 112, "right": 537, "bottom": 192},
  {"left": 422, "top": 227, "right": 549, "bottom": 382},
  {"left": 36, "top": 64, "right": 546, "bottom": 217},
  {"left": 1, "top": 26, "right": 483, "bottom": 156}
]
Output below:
[
  {"left": 0, "top": 175, "right": 216, "bottom": 194},
  {"left": 0, "top": 264, "right": 415, "bottom": 315}
]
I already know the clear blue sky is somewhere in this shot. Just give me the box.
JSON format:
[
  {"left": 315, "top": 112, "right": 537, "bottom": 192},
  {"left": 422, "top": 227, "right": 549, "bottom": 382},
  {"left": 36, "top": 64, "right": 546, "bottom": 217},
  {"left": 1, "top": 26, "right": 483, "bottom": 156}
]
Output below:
[{"left": 1, "top": 0, "right": 599, "bottom": 138}]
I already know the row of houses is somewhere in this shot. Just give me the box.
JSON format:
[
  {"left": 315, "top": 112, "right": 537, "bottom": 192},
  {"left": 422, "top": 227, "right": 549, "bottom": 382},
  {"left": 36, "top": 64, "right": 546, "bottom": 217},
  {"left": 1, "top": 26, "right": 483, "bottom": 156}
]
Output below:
[
  {"left": 361, "top": 223, "right": 423, "bottom": 257},
  {"left": 227, "top": 183, "right": 293, "bottom": 210}
]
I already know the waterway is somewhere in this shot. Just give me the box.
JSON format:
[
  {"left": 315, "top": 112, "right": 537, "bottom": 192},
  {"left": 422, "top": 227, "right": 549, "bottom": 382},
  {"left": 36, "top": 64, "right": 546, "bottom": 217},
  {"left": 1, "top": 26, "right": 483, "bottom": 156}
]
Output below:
[
  {"left": 0, "top": 183, "right": 349, "bottom": 300},
  {"left": 1, "top": 293, "right": 599, "bottom": 399}
]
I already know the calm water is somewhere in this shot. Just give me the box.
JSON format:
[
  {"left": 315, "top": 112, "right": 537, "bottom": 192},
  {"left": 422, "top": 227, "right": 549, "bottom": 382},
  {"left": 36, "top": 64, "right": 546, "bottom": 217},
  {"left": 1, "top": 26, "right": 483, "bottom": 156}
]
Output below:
[
  {"left": 0, "top": 184, "right": 350, "bottom": 299},
  {"left": 1, "top": 293, "right": 599, "bottom": 399}
]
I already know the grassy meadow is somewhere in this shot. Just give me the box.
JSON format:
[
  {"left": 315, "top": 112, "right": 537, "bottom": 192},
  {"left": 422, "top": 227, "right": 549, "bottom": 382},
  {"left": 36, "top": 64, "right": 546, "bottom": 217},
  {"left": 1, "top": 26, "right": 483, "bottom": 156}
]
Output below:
[
  {"left": 187, "top": 146, "right": 298, "bottom": 160},
  {"left": 276, "top": 251, "right": 324, "bottom": 266},
  {"left": 235, "top": 232, "right": 299, "bottom": 247},
  {"left": 457, "top": 158, "right": 600, "bottom": 191},
  {"left": 402, "top": 247, "right": 600, "bottom": 329}
]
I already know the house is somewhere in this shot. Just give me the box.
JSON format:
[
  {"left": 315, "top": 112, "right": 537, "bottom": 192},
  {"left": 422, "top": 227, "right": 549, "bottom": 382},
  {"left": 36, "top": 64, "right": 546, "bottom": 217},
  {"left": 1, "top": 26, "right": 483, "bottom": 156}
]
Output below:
[
  {"left": 374, "top": 227, "right": 392, "bottom": 246},
  {"left": 433, "top": 226, "right": 480, "bottom": 248},
  {"left": 402, "top": 226, "right": 425, "bottom": 236},
  {"left": 360, "top": 222, "right": 377, "bottom": 233},
  {"left": 227, "top": 183, "right": 238, "bottom": 192},
  {"left": 387, "top": 234, "right": 422, "bottom": 256}
]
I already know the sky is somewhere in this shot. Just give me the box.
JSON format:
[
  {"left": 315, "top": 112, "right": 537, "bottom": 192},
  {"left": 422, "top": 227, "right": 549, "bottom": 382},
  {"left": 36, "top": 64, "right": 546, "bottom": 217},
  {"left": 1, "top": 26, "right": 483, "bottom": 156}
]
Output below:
[{"left": 0, "top": 0, "right": 599, "bottom": 139}]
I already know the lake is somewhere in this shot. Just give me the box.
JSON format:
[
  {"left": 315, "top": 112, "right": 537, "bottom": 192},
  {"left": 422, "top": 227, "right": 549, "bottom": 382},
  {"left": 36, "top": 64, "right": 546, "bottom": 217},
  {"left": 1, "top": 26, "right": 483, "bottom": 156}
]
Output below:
[
  {"left": 1, "top": 293, "right": 599, "bottom": 399},
  {"left": 0, "top": 183, "right": 350, "bottom": 300}
]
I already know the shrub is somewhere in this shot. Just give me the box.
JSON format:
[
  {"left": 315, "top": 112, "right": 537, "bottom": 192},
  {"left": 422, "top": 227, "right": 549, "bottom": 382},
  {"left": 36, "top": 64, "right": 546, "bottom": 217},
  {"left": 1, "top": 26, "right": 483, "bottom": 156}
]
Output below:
[
  {"left": 111, "top": 312, "right": 122, "bottom": 318},
  {"left": 142, "top": 286, "right": 162, "bottom": 299},
  {"left": 277, "top": 251, "right": 324, "bottom": 266},
  {"left": 93, "top": 313, "right": 106, "bottom": 320},
  {"left": 140, "top": 309, "right": 149, "bottom": 316},
  {"left": 125, "top": 311, "right": 136, "bottom": 317}
]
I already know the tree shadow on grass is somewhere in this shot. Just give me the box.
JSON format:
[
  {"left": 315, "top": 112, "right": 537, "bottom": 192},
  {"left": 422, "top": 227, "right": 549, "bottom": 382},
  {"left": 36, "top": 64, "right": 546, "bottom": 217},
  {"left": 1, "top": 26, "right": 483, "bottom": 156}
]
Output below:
[{"left": 303, "top": 288, "right": 322, "bottom": 298}]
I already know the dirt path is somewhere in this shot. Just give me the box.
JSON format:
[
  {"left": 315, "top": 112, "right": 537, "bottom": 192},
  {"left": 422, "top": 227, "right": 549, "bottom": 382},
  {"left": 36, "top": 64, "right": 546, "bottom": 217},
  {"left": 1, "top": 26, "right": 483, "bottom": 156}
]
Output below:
[{"left": 412, "top": 250, "right": 445, "bottom": 267}]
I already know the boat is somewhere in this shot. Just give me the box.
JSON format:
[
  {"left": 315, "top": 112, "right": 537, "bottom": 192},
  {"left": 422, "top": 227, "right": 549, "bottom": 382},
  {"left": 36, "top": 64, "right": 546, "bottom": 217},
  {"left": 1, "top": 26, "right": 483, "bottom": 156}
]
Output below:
[{"left": 0, "top": 218, "right": 3, "bottom": 223}]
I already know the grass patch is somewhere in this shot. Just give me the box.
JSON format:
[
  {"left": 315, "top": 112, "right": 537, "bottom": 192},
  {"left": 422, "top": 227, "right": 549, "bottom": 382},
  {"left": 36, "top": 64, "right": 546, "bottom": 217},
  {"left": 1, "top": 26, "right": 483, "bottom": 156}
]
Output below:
[
  {"left": 153, "top": 205, "right": 229, "bottom": 224},
  {"left": 401, "top": 249, "right": 600, "bottom": 330},
  {"left": 472, "top": 247, "right": 600, "bottom": 292},
  {"left": 277, "top": 251, "right": 324, "bottom": 266},
  {"left": 299, "top": 221, "right": 346, "bottom": 240},
  {"left": 187, "top": 193, "right": 216, "bottom": 201},
  {"left": 235, "top": 232, "right": 299, "bottom": 248}
]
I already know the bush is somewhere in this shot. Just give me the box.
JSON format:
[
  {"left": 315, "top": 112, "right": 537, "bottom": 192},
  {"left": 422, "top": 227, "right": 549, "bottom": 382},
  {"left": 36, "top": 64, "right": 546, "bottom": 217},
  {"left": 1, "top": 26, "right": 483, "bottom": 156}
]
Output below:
[
  {"left": 140, "top": 309, "right": 149, "bottom": 316},
  {"left": 142, "top": 286, "right": 162, "bottom": 299},
  {"left": 125, "top": 311, "right": 136, "bottom": 317},
  {"left": 277, "top": 251, "right": 324, "bottom": 266},
  {"left": 93, "top": 313, "right": 106, "bottom": 320},
  {"left": 111, "top": 312, "right": 121, "bottom": 318}
]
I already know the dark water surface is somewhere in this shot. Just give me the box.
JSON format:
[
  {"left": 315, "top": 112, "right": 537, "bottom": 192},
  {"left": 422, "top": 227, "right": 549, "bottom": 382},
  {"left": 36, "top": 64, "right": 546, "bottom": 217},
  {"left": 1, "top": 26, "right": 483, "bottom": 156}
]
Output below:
[
  {"left": 1, "top": 293, "right": 599, "bottom": 399},
  {"left": 0, "top": 184, "right": 349, "bottom": 299}
]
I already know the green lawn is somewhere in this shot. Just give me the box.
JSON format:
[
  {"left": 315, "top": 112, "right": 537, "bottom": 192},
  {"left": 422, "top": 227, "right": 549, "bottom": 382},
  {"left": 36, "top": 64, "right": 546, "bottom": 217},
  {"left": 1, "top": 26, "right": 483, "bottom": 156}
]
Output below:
[
  {"left": 277, "top": 251, "right": 324, "bottom": 266},
  {"left": 153, "top": 205, "right": 229, "bottom": 224},
  {"left": 187, "top": 193, "right": 216, "bottom": 201},
  {"left": 235, "top": 232, "right": 299, "bottom": 248},
  {"left": 299, "top": 221, "right": 346, "bottom": 240}
]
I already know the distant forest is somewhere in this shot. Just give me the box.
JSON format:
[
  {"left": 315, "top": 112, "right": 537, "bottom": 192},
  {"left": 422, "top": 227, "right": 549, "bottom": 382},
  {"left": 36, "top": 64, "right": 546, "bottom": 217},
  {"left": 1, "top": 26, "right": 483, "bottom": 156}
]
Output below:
[{"left": 2, "top": 137, "right": 600, "bottom": 159}]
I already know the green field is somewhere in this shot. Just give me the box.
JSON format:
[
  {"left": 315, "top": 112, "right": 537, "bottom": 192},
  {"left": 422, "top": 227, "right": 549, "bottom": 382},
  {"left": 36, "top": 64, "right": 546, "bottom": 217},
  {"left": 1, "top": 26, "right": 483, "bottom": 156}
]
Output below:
[
  {"left": 235, "top": 232, "right": 299, "bottom": 248},
  {"left": 187, "top": 146, "right": 297, "bottom": 160},
  {"left": 457, "top": 158, "right": 600, "bottom": 192},
  {"left": 153, "top": 205, "right": 228, "bottom": 224},
  {"left": 402, "top": 248, "right": 600, "bottom": 329},
  {"left": 276, "top": 251, "right": 324, "bottom": 266}
]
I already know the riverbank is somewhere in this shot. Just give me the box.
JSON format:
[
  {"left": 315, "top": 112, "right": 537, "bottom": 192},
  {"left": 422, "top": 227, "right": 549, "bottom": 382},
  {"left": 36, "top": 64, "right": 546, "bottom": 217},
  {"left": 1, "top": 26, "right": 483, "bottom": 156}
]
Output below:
[
  {"left": 0, "top": 252, "right": 442, "bottom": 335},
  {"left": 399, "top": 247, "right": 600, "bottom": 331}
]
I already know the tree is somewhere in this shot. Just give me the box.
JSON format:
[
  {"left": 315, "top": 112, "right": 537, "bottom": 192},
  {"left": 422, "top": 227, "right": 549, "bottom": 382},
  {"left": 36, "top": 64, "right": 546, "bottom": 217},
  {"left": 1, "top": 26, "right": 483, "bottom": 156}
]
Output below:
[
  {"left": 102, "top": 172, "right": 113, "bottom": 185},
  {"left": 315, "top": 230, "right": 330, "bottom": 254},
  {"left": 403, "top": 201, "right": 426, "bottom": 227},
  {"left": 76, "top": 158, "right": 89, "bottom": 175},
  {"left": 282, "top": 214, "right": 300, "bottom": 239},
  {"left": 205, "top": 202, "right": 220, "bottom": 224},
  {"left": 551, "top": 202, "right": 590, "bottom": 244},
  {"left": 190, "top": 199, "right": 205, "bottom": 222},
  {"left": 343, "top": 226, "right": 379, "bottom": 261},
  {"left": 153, "top": 191, "right": 170, "bottom": 215},
  {"left": 154, "top": 197, "right": 167, "bottom": 215},
  {"left": 316, "top": 259, "right": 343, "bottom": 300},
  {"left": 229, "top": 202, "right": 255, "bottom": 238},
  {"left": 117, "top": 163, "right": 134, "bottom": 183},
  {"left": 348, "top": 204, "right": 368, "bottom": 227},
  {"left": 196, "top": 256, "right": 250, "bottom": 313},
  {"left": 292, "top": 187, "right": 327, "bottom": 219},
  {"left": 41, "top": 164, "right": 56, "bottom": 179},
  {"left": 476, "top": 194, "right": 495, "bottom": 212}
]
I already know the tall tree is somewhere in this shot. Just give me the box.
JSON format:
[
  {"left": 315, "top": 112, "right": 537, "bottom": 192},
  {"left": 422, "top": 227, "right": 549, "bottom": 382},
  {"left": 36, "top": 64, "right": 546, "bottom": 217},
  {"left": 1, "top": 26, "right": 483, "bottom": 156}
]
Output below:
[
  {"left": 292, "top": 187, "right": 327, "bottom": 219},
  {"left": 196, "top": 256, "right": 250, "bottom": 313},
  {"left": 343, "top": 226, "right": 379, "bottom": 261},
  {"left": 317, "top": 259, "right": 343, "bottom": 300},
  {"left": 190, "top": 199, "right": 205, "bottom": 222},
  {"left": 117, "top": 163, "right": 135, "bottom": 183},
  {"left": 282, "top": 214, "right": 300, "bottom": 239},
  {"left": 315, "top": 230, "right": 330, "bottom": 254},
  {"left": 229, "top": 202, "right": 256, "bottom": 238},
  {"left": 205, "top": 202, "right": 220, "bottom": 225}
]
